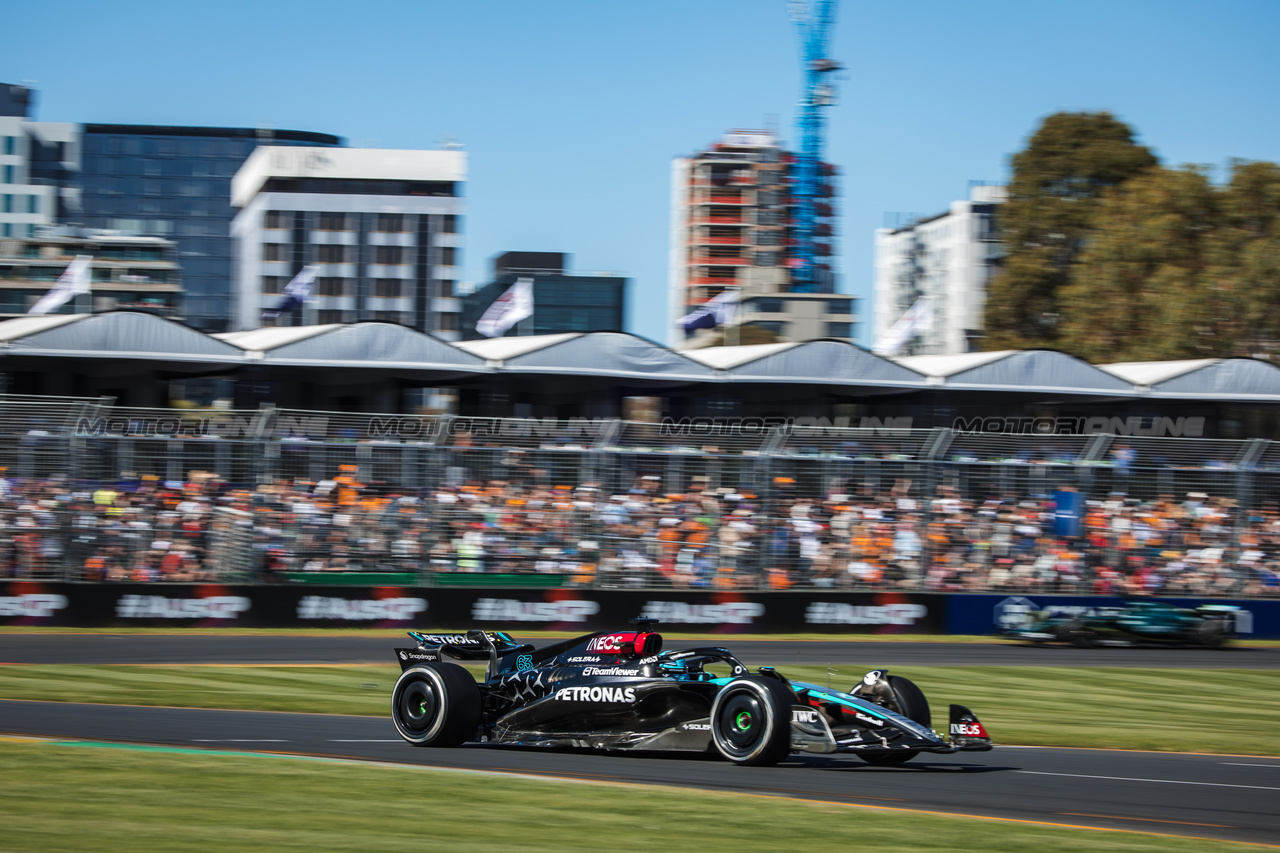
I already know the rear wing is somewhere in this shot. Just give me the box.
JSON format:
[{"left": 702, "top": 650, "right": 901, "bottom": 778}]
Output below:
[
  {"left": 1195, "top": 605, "right": 1243, "bottom": 634},
  {"left": 395, "top": 630, "right": 535, "bottom": 678}
]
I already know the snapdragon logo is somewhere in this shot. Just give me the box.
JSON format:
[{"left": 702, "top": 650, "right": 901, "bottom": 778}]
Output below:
[
  {"left": 640, "top": 601, "right": 765, "bottom": 625},
  {"left": 805, "top": 602, "right": 928, "bottom": 626},
  {"left": 0, "top": 593, "right": 68, "bottom": 618},
  {"left": 399, "top": 650, "right": 438, "bottom": 662},
  {"left": 471, "top": 598, "right": 599, "bottom": 622},
  {"left": 297, "top": 596, "right": 426, "bottom": 621},
  {"left": 116, "top": 595, "right": 250, "bottom": 620}
]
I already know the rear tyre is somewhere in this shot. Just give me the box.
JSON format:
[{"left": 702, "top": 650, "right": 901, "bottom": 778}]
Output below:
[
  {"left": 1069, "top": 631, "right": 1098, "bottom": 648},
  {"left": 1063, "top": 619, "right": 1099, "bottom": 647},
  {"left": 1197, "top": 621, "right": 1228, "bottom": 648},
  {"left": 859, "top": 675, "right": 931, "bottom": 767},
  {"left": 710, "top": 676, "right": 794, "bottom": 766},
  {"left": 391, "top": 662, "right": 481, "bottom": 747}
]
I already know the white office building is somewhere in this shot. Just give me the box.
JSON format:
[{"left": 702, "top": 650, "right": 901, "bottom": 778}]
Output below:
[
  {"left": 873, "top": 184, "right": 1006, "bottom": 355},
  {"left": 230, "top": 146, "right": 465, "bottom": 337},
  {"left": 0, "top": 84, "right": 79, "bottom": 240}
]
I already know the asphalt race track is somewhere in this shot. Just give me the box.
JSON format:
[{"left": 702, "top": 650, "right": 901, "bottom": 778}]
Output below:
[
  {"left": 3, "top": 634, "right": 1278, "bottom": 844},
  {"left": 3, "top": 633, "right": 1278, "bottom": 668},
  {"left": 2, "top": 699, "right": 1278, "bottom": 845}
]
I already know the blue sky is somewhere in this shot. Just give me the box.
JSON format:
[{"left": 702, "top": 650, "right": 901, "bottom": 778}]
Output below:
[{"left": 7, "top": 0, "right": 1279, "bottom": 345}]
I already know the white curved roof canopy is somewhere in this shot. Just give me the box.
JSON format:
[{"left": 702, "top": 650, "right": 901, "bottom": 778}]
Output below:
[
  {"left": 214, "top": 322, "right": 489, "bottom": 374},
  {"left": 1102, "top": 358, "right": 1280, "bottom": 400},
  {"left": 897, "top": 349, "right": 1134, "bottom": 395},
  {"left": 15, "top": 314, "right": 1280, "bottom": 403},
  {"left": 455, "top": 333, "right": 580, "bottom": 363},
  {"left": 0, "top": 311, "right": 242, "bottom": 363},
  {"left": 686, "top": 340, "right": 926, "bottom": 389},
  {"left": 459, "top": 332, "right": 716, "bottom": 382}
]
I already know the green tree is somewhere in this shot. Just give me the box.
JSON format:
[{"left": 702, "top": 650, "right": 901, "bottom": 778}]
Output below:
[
  {"left": 1058, "top": 165, "right": 1221, "bottom": 361},
  {"left": 1215, "top": 160, "right": 1280, "bottom": 356},
  {"left": 1058, "top": 160, "right": 1280, "bottom": 361},
  {"left": 983, "top": 112, "right": 1158, "bottom": 349}
]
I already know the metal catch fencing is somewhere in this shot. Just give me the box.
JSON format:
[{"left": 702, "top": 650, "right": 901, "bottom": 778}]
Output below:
[{"left": 1, "top": 394, "right": 1279, "bottom": 595}]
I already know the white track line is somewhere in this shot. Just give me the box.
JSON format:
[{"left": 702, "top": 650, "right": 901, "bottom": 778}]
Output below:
[{"left": 1015, "top": 770, "right": 1280, "bottom": 791}]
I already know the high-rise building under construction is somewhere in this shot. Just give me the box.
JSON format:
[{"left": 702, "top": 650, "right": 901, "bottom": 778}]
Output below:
[{"left": 668, "top": 129, "right": 855, "bottom": 348}]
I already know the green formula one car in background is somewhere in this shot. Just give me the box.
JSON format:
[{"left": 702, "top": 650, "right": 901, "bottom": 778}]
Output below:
[{"left": 1006, "top": 601, "right": 1240, "bottom": 648}]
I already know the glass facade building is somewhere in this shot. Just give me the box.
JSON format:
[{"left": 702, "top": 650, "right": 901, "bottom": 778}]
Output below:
[
  {"left": 461, "top": 252, "right": 626, "bottom": 340},
  {"left": 77, "top": 126, "right": 342, "bottom": 332}
]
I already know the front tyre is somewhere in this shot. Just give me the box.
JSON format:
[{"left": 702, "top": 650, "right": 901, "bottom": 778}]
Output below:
[
  {"left": 859, "top": 675, "right": 931, "bottom": 767},
  {"left": 710, "top": 676, "right": 793, "bottom": 766},
  {"left": 391, "top": 662, "right": 481, "bottom": 747}
]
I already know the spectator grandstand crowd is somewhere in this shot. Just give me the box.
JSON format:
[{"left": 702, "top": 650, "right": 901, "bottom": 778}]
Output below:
[{"left": 1, "top": 466, "right": 1277, "bottom": 597}]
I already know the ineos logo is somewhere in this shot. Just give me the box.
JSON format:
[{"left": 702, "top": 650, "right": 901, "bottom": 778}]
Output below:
[{"left": 586, "top": 634, "right": 629, "bottom": 653}]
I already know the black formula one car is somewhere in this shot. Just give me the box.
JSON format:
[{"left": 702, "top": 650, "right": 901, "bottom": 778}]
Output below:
[
  {"left": 391, "top": 622, "right": 992, "bottom": 766},
  {"left": 1005, "top": 601, "right": 1240, "bottom": 648}
]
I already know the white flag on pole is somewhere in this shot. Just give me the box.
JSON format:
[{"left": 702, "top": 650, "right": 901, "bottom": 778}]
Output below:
[
  {"left": 261, "top": 265, "right": 318, "bottom": 321},
  {"left": 678, "top": 288, "right": 740, "bottom": 333},
  {"left": 29, "top": 255, "right": 93, "bottom": 316},
  {"left": 872, "top": 297, "right": 933, "bottom": 355},
  {"left": 476, "top": 277, "right": 534, "bottom": 338}
]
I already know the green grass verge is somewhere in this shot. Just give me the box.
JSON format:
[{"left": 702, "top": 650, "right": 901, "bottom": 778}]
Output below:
[
  {"left": 0, "top": 740, "right": 1263, "bottom": 853},
  {"left": 1, "top": 664, "right": 1277, "bottom": 755},
  {"left": 0, "top": 664, "right": 403, "bottom": 716}
]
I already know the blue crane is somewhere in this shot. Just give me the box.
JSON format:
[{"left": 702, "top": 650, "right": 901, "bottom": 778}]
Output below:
[{"left": 788, "top": 0, "right": 840, "bottom": 293}]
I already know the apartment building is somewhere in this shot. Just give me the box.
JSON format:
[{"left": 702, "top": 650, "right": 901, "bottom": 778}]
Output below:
[
  {"left": 668, "top": 129, "right": 855, "bottom": 348},
  {"left": 873, "top": 184, "right": 1006, "bottom": 355},
  {"left": 0, "top": 84, "right": 78, "bottom": 240},
  {"left": 0, "top": 226, "right": 183, "bottom": 318},
  {"left": 78, "top": 125, "right": 340, "bottom": 332},
  {"left": 230, "top": 146, "right": 465, "bottom": 337}
]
